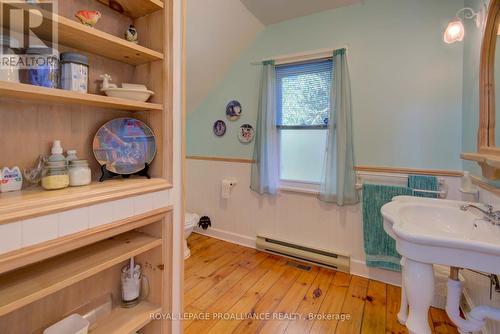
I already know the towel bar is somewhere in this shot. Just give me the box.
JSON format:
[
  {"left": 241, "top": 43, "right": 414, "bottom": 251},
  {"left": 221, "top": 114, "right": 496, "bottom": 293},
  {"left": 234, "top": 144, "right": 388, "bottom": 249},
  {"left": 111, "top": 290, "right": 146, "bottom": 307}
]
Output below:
[{"left": 355, "top": 182, "right": 448, "bottom": 198}]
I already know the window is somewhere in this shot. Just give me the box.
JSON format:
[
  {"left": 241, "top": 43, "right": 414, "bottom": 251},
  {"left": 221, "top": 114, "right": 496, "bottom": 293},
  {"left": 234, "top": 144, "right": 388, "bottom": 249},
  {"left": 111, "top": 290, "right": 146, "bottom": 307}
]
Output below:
[{"left": 276, "top": 59, "right": 333, "bottom": 185}]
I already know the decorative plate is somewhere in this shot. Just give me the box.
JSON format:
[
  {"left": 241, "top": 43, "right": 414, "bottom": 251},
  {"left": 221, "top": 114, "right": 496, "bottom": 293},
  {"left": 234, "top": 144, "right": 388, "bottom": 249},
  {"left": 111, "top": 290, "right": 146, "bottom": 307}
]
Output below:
[
  {"left": 213, "top": 120, "right": 226, "bottom": 137},
  {"left": 93, "top": 118, "right": 157, "bottom": 175},
  {"left": 226, "top": 100, "right": 242, "bottom": 121},
  {"left": 238, "top": 124, "right": 255, "bottom": 143}
]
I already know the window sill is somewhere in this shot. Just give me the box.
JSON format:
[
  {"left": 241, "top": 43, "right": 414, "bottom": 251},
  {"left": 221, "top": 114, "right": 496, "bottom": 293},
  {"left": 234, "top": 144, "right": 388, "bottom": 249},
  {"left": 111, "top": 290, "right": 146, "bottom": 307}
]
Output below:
[
  {"left": 279, "top": 180, "right": 320, "bottom": 195},
  {"left": 279, "top": 186, "right": 319, "bottom": 195}
]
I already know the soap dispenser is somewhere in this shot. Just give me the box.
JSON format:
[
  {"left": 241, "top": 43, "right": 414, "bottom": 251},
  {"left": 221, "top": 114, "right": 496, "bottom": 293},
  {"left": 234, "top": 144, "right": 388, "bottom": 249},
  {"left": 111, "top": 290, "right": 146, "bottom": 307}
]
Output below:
[
  {"left": 459, "top": 171, "right": 479, "bottom": 201},
  {"left": 48, "top": 140, "right": 65, "bottom": 162}
]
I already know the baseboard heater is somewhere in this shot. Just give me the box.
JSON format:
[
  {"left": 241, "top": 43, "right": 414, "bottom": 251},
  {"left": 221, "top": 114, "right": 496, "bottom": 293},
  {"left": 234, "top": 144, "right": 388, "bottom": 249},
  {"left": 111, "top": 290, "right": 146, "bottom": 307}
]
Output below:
[{"left": 256, "top": 236, "right": 350, "bottom": 273}]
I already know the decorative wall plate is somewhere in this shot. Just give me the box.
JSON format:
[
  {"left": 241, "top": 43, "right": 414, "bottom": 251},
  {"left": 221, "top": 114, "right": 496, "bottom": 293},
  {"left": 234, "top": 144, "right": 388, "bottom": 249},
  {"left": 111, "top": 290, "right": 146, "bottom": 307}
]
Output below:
[
  {"left": 213, "top": 120, "right": 226, "bottom": 137},
  {"left": 226, "top": 100, "right": 242, "bottom": 121},
  {"left": 238, "top": 124, "right": 255, "bottom": 143},
  {"left": 93, "top": 118, "right": 157, "bottom": 175}
]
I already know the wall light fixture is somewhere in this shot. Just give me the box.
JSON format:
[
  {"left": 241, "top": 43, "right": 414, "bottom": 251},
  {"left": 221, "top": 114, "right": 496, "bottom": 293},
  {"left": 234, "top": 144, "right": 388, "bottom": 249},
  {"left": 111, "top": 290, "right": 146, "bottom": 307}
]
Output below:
[{"left": 443, "top": 6, "right": 486, "bottom": 44}]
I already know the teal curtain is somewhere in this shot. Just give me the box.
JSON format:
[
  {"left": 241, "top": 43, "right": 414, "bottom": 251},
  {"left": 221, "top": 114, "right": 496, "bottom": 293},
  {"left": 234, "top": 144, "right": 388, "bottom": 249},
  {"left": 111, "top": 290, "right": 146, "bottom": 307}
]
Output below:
[
  {"left": 319, "top": 49, "right": 359, "bottom": 205},
  {"left": 251, "top": 60, "right": 279, "bottom": 195}
]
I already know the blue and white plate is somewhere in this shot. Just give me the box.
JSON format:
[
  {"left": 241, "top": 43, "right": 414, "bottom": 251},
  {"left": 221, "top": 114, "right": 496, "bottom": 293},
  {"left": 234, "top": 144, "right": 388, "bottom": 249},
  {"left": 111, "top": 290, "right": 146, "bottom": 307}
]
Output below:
[
  {"left": 213, "top": 120, "right": 226, "bottom": 137},
  {"left": 226, "top": 100, "right": 242, "bottom": 121},
  {"left": 93, "top": 118, "right": 157, "bottom": 175}
]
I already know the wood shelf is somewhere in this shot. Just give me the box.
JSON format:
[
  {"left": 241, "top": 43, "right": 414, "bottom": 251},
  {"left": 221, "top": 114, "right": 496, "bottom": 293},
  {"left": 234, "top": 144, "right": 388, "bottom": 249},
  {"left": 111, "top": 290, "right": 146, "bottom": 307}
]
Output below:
[
  {"left": 3, "top": 3, "right": 163, "bottom": 65},
  {"left": 461, "top": 152, "right": 500, "bottom": 179},
  {"left": 0, "top": 207, "right": 171, "bottom": 275},
  {"left": 0, "top": 81, "right": 162, "bottom": 111},
  {"left": 97, "top": 0, "right": 164, "bottom": 19},
  {"left": 460, "top": 152, "right": 500, "bottom": 166},
  {"left": 0, "top": 178, "right": 172, "bottom": 225},
  {"left": 90, "top": 302, "right": 161, "bottom": 334},
  {"left": 0, "top": 231, "right": 162, "bottom": 316}
]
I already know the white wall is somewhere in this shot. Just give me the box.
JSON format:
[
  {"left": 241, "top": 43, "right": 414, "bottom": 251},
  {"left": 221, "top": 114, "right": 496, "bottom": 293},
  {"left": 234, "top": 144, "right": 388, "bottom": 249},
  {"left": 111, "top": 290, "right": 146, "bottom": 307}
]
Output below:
[
  {"left": 186, "top": 158, "right": 463, "bottom": 286},
  {"left": 186, "top": 0, "right": 263, "bottom": 113}
]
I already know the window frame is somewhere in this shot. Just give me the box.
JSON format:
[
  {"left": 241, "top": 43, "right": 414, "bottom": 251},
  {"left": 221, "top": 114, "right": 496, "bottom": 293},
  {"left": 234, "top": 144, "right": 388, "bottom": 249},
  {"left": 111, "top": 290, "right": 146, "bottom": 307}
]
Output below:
[{"left": 274, "top": 57, "right": 333, "bottom": 192}]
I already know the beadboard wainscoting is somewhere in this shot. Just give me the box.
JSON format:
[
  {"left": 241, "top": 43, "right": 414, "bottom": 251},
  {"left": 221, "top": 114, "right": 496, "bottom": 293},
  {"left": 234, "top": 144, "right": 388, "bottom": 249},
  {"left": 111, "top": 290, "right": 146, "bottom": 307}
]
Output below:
[
  {"left": 186, "top": 158, "right": 465, "bottom": 286},
  {"left": 0, "top": 189, "right": 173, "bottom": 255},
  {"left": 461, "top": 186, "right": 500, "bottom": 334}
]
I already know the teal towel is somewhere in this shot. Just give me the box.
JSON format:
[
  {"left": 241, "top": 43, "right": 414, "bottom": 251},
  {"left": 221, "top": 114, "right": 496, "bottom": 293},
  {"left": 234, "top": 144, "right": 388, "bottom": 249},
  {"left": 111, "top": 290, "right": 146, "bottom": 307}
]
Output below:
[
  {"left": 408, "top": 175, "right": 438, "bottom": 198},
  {"left": 362, "top": 184, "right": 413, "bottom": 271},
  {"left": 362, "top": 175, "right": 439, "bottom": 271}
]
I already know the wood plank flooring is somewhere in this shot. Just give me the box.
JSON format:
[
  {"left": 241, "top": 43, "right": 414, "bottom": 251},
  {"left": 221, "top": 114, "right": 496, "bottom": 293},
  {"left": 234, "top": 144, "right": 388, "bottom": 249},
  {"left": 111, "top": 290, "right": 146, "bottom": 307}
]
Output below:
[{"left": 184, "top": 234, "right": 458, "bottom": 334}]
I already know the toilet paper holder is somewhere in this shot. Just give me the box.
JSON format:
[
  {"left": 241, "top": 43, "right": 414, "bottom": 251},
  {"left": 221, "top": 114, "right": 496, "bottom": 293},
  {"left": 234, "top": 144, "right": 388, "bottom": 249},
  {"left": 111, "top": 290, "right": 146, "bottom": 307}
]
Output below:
[
  {"left": 221, "top": 178, "right": 237, "bottom": 199},
  {"left": 222, "top": 178, "right": 237, "bottom": 186}
]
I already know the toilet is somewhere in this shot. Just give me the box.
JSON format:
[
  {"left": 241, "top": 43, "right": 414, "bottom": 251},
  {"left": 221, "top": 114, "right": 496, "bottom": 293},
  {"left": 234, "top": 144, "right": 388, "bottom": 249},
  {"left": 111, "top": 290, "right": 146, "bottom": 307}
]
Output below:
[{"left": 184, "top": 213, "right": 199, "bottom": 259}]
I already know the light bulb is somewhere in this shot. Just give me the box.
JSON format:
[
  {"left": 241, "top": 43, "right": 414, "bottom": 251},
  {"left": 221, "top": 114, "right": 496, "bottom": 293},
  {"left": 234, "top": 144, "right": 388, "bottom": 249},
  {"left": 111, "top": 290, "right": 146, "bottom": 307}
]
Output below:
[{"left": 444, "top": 18, "right": 465, "bottom": 44}]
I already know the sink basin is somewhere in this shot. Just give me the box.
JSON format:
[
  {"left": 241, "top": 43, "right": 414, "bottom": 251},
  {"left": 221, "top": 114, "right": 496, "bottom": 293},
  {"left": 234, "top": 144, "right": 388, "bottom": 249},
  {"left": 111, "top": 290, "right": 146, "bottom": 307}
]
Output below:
[
  {"left": 382, "top": 196, "right": 500, "bottom": 273},
  {"left": 381, "top": 196, "right": 500, "bottom": 334}
]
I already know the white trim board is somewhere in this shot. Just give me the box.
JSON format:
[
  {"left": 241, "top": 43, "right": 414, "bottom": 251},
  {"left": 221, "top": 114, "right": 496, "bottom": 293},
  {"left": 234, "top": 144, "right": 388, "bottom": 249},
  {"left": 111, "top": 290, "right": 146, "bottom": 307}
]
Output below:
[{"left": 192, "top": 227, "right": 256, "bottom": 249}]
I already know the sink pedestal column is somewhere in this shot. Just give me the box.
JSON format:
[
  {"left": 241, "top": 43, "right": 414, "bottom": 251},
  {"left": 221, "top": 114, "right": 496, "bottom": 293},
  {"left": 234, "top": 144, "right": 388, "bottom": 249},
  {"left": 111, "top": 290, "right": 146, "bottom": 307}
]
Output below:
[
  {"left": 398, "top": 257, "right": 408, "bottom": 324},
  {"left": 404, "top": 258, "right": 434, "bottom": 334}
]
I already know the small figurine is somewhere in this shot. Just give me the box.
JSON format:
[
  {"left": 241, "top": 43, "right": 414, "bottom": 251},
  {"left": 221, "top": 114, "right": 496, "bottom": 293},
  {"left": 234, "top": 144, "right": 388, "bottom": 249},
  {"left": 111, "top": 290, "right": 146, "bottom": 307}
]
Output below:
[
  {"left": 99, "top": 74, "right": 117, "bottom": 90},
  {"left": 198, "top": 216, "right": 211, "bottom": 230},
  {"left": 125, "top": 25, "right": 138, "bottom": 44},
  {"left": 75, "top": 10, "right": 102, "bottom": 28}
]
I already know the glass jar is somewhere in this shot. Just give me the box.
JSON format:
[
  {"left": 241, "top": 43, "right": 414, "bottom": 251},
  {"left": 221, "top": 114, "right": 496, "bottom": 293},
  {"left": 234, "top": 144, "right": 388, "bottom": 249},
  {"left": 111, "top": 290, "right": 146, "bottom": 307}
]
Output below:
[
  {"left": 41, "top": 161, "right": 69, "bottom": 190},
  {"left": 68, "top": 160, "right": 91, "bottom": 187},
  {"left": 60, "top": 52, "right": 89, "bottom": 93},
  {"left": 25, "top": 47, "right": 59, "bottom": 88}
]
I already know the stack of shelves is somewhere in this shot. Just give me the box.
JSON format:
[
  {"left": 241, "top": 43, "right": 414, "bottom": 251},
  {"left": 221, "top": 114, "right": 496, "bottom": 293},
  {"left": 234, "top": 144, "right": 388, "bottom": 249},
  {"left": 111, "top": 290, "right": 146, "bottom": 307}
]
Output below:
[
  {"left": 0, "top": 0, "right": 164, "bottom": 111},
  {"left": 0, "top": 0, "right": 172, "bottom": 333}
]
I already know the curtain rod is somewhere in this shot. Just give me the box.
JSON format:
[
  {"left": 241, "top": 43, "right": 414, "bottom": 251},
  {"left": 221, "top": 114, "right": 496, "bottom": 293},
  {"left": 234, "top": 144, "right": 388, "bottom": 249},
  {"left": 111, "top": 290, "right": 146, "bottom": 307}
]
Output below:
[{"left": 250, "top": 45, "right": 349, "bottom": 65}]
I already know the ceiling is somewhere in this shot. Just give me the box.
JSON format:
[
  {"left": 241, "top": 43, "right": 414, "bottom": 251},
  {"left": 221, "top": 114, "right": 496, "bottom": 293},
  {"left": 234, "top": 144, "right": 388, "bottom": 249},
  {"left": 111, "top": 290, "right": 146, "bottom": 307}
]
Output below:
[
  {"left": 186, "top": 0, "right": 263, "bottom": 113},
  {"left": 240, "top": 0, "right": 362, "bottom": 25}
]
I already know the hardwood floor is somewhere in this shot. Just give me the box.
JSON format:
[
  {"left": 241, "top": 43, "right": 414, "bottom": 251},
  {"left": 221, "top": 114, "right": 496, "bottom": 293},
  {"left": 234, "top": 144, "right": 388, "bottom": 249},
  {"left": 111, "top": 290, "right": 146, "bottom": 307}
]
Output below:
[{"left": 184, "top": 234, "right": 458, "bottom": 334}]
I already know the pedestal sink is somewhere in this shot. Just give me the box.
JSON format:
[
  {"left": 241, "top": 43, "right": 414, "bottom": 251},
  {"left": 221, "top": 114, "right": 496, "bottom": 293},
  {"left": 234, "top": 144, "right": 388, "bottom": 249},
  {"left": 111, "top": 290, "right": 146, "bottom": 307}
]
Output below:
[{"left": 381, "top": 196, "right": 500, "bottom": 334}]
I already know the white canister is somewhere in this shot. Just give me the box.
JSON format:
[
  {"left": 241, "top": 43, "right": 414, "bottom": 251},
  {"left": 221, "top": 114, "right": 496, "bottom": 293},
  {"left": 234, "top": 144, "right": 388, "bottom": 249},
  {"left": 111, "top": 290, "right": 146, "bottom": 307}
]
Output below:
[
  {"left": 68, "top": 160, "right": 91, "bottom": 186},
  {"left": 0, "top": 167, "right": 22, "bottom": 192},
  {"left": 60, "top": 52, "right": 89, "bottom": 93},
  {"left": 43, "top": 314, "right": 89, "bottom": 334}
]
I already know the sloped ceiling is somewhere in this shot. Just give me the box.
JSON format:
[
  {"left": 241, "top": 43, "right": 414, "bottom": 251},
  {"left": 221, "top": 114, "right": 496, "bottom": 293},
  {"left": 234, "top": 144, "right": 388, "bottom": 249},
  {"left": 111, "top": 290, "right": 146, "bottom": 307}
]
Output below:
[
  {"left": 186, "top": 0, "right": 264, "bottom": 113},
  {"left": 240, "top": 0, "right": 362, "bottom": 25},
  {"left": 186, "top": 0, "right": 362, "bottom": 113}
]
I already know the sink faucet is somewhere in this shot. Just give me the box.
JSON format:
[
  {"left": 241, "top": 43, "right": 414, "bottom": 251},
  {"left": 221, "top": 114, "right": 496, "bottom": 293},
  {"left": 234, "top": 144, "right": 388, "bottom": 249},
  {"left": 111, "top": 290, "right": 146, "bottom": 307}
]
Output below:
[{"left": 460, "top": 204, "right": 500, "bottom": 224}]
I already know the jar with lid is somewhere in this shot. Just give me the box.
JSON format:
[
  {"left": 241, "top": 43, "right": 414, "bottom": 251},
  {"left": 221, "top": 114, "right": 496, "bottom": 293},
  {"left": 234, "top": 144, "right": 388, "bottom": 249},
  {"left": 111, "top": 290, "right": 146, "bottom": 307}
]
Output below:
[
  {"left": 68, "top": 160, "right": 91, "bottom": 187},
  {"left": 60, "top": 52, "right": 89, "bottom": 93},
  {"left": 0, "top": 35, "right": 20, "bottom": 83},
  {"left": 41, "top": 161, "right": 69, "bottom": 190},
  {"left": 66, "top": 150, "right": 78, "bottom": 162},
  {"left": 25, "top": 47, "right": 59, "bottom": 88}
]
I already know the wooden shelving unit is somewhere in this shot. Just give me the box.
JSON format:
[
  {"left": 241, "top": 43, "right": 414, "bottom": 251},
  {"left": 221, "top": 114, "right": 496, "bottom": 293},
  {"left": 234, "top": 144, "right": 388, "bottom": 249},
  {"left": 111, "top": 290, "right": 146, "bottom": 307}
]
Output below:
[
  {"left": 0, "top": 178, "right": 171, "bottom": 224},
  {"left": 97, "top": 0, "right": 164, "bottom": 19},
  {"left": 90, "top": 301, "right": 162, "bottom": 334},
  {"left": 3, "top": 2, "right": 163, "bottom": 65},
  {"left": 0, "top": 81, "right": 162, "bottom": 111},
  {"left": 0, "top": 207, "right": 171, "bottom": 275},
  {"left": 0, "top": 0, "right": 173, "bottom": 332},
  {"left": 0, "top": 231, "right": 161, "bottom": 316}
]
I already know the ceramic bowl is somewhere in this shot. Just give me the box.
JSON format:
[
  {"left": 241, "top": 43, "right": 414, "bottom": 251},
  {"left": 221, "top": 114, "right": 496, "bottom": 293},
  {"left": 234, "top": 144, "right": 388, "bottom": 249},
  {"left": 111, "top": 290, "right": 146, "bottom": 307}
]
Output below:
[{"left": 102, "top": 87, "right": 155, "bottom": 102}]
